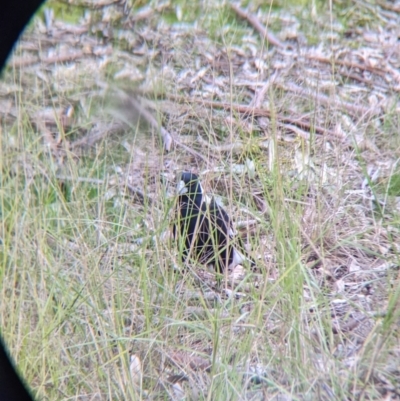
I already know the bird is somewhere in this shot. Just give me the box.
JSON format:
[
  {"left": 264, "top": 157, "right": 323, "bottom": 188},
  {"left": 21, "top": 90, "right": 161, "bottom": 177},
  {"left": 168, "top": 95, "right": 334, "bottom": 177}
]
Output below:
[{"left": 174, "top": 172, "right": 255, "bottom": 273}]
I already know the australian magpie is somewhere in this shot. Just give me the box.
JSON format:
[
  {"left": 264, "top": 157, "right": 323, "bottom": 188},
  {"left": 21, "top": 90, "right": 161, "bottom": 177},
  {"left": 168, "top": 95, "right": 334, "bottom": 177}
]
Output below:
[{"left": 174, "top": 172, "right": 255, "bottom": 273}]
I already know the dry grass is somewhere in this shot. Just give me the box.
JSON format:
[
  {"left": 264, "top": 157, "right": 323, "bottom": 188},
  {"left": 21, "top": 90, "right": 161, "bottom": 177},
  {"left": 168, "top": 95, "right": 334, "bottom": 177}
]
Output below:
[{"left": 1, "top": 0, "right": 400, "bottom": 400}]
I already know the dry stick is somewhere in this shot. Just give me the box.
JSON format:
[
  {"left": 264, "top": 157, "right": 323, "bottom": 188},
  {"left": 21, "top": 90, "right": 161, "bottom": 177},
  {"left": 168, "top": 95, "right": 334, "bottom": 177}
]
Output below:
[
  {"left": 299, "top": 224, "right": 329, "bottom": 273},
  {"left": 305, "top": 54, "right": 387, "bottom": 77},
  {"left": 12, "top": 47, "right": 112, "bottom": 68},
  {"left": 309, "top": 53, "right": 400, "bottom": 88},
  {"left": 229, "top": 3, "right": 285, "bottom": 49},
  {"left": 129, "top": 2, "right": 170, "bottom": 22},
  {"left": 125, "top": 183, "right": 153, "bottom": 206},
  {"left": 129, "top": 98, "right": 209, "bottom": 162},
  {"left": 342, "top": 71, "right": 373, "bottom": 86},
  {"left": 168, "top": 95, "right": 342, "bottom": 139},
  {"left": 56, "top": 175, "right": 105, "bottom": 185},
  {"left": 57, "top": 0, "right": 120, "bottom": 9},
  {"left": 332, "top": 317, "right": 365, "bottom": 334},
  {"left": 278, "top": 123, "right": 311, "bottom": 140},
  {"left": 376, "top": 0, "right": 400, "bottom": 12},
  {"left": 55, "top": 174, "right": 154, "bottom": 206},
  {"left": 342, "top": 71, "right": 389, "bottom": 92},
  {"left": 197, "top": 134, "right": 247, "bottom": 153},
  {"left": 71, "top": 122, "right": 126, "bottom": 150},
  {"left": 103, "top": 86, "right": 208, "bottom": 161},
  {"left": 129, "top": 97, "right": 173, "bottom": 151},
  {"left": 249, "top": 72, "right": 279, "bottom": 109},
  {"left": 277, "top": 82, "right": 377, "bottom": 117}
]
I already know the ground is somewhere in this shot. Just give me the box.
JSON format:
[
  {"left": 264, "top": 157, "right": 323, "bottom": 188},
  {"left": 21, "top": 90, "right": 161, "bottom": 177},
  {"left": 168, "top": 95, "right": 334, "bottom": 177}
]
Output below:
[{"left": 0, "top": 0, "right": 400, "bottom": 400}]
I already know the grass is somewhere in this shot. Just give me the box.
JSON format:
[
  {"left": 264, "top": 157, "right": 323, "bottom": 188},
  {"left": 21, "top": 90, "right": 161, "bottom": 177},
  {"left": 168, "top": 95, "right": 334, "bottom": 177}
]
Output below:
[{"left": 1, "top": 0, "right": 400, "bottom": 400}]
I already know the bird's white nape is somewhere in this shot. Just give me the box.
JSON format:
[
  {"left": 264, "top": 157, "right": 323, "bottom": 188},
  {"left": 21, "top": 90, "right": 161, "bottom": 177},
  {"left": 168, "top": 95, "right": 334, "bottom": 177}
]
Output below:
[
  {"left": 198, "top": 180, "right": 204, "bottom": 195},
  {"left": 177, "top": 180, "right": 188, "bottom": 195}
]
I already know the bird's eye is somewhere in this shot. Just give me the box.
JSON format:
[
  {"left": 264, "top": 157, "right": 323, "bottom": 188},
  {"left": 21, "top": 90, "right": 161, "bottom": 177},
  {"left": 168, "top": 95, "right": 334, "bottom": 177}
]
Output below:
[{"left": 177, "top": 180, "right": 188, "bottom": 194}]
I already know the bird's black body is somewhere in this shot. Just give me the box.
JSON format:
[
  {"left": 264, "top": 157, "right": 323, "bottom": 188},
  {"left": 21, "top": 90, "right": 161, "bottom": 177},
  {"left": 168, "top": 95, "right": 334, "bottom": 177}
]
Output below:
[{"left": 174, "top": 172, "right": 254, "bottom": 273}]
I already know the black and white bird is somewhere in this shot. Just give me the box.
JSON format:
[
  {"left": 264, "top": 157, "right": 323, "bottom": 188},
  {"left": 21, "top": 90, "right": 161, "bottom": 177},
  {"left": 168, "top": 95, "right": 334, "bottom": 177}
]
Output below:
[{"left": 174, "top": 172, "right": 255, "bottom": 273}]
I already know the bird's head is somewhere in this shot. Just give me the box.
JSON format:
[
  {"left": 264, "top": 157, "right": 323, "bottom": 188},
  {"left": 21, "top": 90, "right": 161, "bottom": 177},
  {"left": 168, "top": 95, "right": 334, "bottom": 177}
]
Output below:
[{"left": 177, "top": 172, "right": 203, "bottom": 199}]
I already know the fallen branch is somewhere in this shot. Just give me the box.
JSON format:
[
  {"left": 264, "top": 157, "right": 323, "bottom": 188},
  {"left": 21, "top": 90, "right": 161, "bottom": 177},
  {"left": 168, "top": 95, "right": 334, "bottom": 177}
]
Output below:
[
  {"left": 305, "top": 54, "right": 390, "bottom": 80},
  {"left": 168, "top": 94, "right": 344, "bottom": 140},
  {"left": 229, "top": 3, "right": 285, "bottom": 49},
  {"left": 278, "top": 123, "right": 311, "bottom": 140},
  {"left": 196, "top": 134, "right": 247, "bottom": 153},
  {"left": 129, "top": 97, "right": 173, "bottom": 151},
  {"left": 129, "top": 2, "right": 170, "bottom": 23},
  {"left": 57, "top": 0, "right": 120, "bottom": 9},
  {"left": 56, "top": 175, "right": 105, "bottom": 184},
  {"left": 376, "top": 0, "right": 400, "bottom": 12},
  {"left": 277, "top": 81, "right": 378, "bottom": 117},
  {"left": 249, "top": 72, "right": 278, "bottom": 108},
  {"left": 71, "top": 122, "right": 126, "bottom": 150},
  {"left": 12, "top": 47, "right": 112, "bottom": 68},
  {"left": 128, "top": 97, "right": 209, "bottom": 162},
  {"left": 55, "top": 174, "right": 155, "bottom": 206}
]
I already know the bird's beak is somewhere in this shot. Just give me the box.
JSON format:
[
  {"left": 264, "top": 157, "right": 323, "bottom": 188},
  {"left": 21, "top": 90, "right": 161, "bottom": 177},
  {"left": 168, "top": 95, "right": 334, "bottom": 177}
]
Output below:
[{"left": 177, "top": 180, "right": 188, "bottom": 195}]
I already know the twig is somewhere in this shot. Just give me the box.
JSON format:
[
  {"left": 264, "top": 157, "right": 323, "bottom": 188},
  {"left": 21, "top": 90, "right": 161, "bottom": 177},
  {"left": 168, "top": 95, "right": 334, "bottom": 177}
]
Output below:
[
  {"left": 332, "top": 317, "right": 365, "bottom": 334},
  {"left": 174, "top": 138, "right": 210, "bottom": 163},
  {"left": 249, "top": 72, "right": 278, "bottom": 108},
  {"left": 168, "top": 94, "right": 344, "bottom": 140},
  {"left": 71, "top": 122, "right": 126, "bottom": 150},
  {"left": 305, "top": 54, "right": 387, "bottom": 78},
  {"left": 236, "top": 219, "right": 258, "bottom": 230},
  {"left": 129, "top": 2, "right": 170, "bottom": 22},
  {"left": 342, "top": 70, "right": 388, "bottom": 92},
  {"left": 124, "top": 183, "right": 153, "bottom": 206},
  {"left": 278, "top": 123, "right": 311, "bottom": 140},
  {"left": 57, "top": 0, "right": 120, "bottom": 9},
  {"left": 196, "top": 135, "right": 247, "bottom": 153},
  {"left": 229, "top": 3, "right": 285, "bottom": 49},
  {"left": 376, "top": 0, "right": 400, "bottom": 12},
  {"left": 56, "top": 175, "right": 105, "bottom": 184},
  {"left": 56, "top": 174, "right": 154, "bottom": 206},
  {"left": 128, "top": 97, "right": 173, "bottom": 151},
  {"left": 12, "top": 47, "right": 112, "bottom": 68},
  {"left": 277, "top": 81, "right": 378, "bottom": 117},
  {"left": 103, "top": 86, "right": 210, "bottom": 162},
  {"left": 129, "top": 97, "right": 209, "bottom": 162}
]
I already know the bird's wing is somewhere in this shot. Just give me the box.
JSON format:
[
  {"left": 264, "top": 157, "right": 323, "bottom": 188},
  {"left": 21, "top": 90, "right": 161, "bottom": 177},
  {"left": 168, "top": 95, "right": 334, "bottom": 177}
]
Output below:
[{"left": 208, "top": 199, "right": 255, "bottom": 269}]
